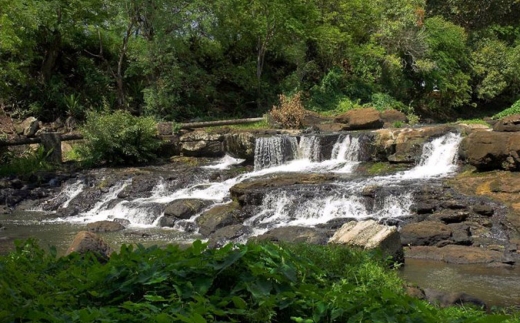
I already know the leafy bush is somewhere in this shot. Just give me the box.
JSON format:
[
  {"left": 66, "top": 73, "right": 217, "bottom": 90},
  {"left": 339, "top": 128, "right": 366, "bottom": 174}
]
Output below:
[
  {"left": 367, "top": 93, "right": 409, "bottom": 113},
  {"left": 270, "top": 92, "right": 307, "bottom": 129},
  {"left": 493, "top": 99, "right": 520, "bottom": 119},
  {"left": 0, "top": 240, "right": 515, "bottom": 323},
  {"left": 76, "top": 110, "right": 160, "bottom": 166},
  {"left": 0, "top": 146, "right": 54, "bottom": 177}
]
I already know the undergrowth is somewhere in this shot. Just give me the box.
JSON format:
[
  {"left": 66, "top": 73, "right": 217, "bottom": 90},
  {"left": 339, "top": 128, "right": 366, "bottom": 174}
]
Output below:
[
  {"left": 0, "top": 146, "right": 55, "bottom": 177},
  {"left": 0, "top": 240, "right": 517, "bottom": 323},
  {"left": 493, "top": 99, "right": 520, "bottom": 119}
]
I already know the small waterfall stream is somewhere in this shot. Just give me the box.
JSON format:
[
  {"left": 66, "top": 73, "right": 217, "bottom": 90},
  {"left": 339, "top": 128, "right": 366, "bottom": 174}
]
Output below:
[{"left": 44, "top": 132, "right": 462, "bottom": 234}]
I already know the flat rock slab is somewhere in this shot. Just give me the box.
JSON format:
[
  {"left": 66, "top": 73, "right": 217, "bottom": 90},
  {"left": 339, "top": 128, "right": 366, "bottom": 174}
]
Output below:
[
  {"left": 253, "top": 226, "right": 329, "bottom": 245},
  {"left": 329, "top": 220, "right": 403, "bottom": 262},
  {"left": 400, "top": 221, "right": 452, "bottom": 246},
  {"left": 405, "top": 245, "right": 506, "bottom": 264}
]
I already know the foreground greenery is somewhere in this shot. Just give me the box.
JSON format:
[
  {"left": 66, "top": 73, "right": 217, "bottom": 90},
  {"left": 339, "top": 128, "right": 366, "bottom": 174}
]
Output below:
[
  {"left": 0, "top": 240, "right": 517, "bottom": 323},
  {"left": 1, "top": 0, "right": 519, "bottom": 122}
]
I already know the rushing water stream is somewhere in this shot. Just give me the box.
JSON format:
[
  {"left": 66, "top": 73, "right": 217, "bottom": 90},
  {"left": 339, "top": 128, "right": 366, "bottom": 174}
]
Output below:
[{"left": 2, "top": 130, "right": 519, "bottom": 306}]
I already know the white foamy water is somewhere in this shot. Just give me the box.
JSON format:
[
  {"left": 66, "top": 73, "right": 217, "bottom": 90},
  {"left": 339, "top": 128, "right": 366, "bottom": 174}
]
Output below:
[
  {"left": 202, "top": 154, "right": 245, "bottom": 170},
  {"left": 46, "top": 132, "right": 461, "bottom": 229}
]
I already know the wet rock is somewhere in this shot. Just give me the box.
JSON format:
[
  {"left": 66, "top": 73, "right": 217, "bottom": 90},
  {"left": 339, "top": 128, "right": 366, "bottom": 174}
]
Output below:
[
  {"left": 207, "top": 224, "right": 252, "bottom": 248},
  {"left": 224, "top": 132, "right": 256, "bottom": 162},
  {"left": 412, "top": 203, "right": 437, "bottom": 214},
  {"left": 10, "top": 179, "right": 23, "bottom": 189},
  {"left": 113, "top": 218, "right": 131, "bottom": 227},
  {"left": 448, "top": 223, "right": 472, "bottom": 245},
  {"left": 253, "top": 226, "right": 329, "bottom": 244},
  {"left": 87, "top": 220, "right": 125, "bottom": 233},
  {"left": 316, "top": 218, "right": 355, "bottom": 230},
  {"left": 374, "top": 125, "right": 459, "bottom": 163},
  {"left": 472, "top": 204, "right": 494, "bottom": 216},
  {"left": 405, "top": 286, "right": 426, "bottom": 300},
  {"left": 230, "top": 174, "right": 337, "bottom": 206},
  {"left": 405, "top": 245, "right": 506, "bottom": 264},
  {"left": 329, "top": 220, "right": 404, "bottom": 263},
  {"left": 66, "top": 231, "right": 112, "bottom": 261},
  {"left": 493, "top": 114, "right": 520, "bottom": 132},
  {"left": 423, "top": 288, "right": 487, "bottom": 309},
  {"left": 428, "top": 210, "right": 469, "bottom": 224},
  {"left": 459, "top": 131, "right": 520, "bottom": 171},
  {"left": 441, "top": 200, "right": 467, "bottom": 210},
  {"left": 196, "top": 202, "right": 243, "bottom": 236},
  {"left": 334, "top": 108, "right": 383, "bottom": 130},
  {"left": 0, "top": 206, "right": 10, "bottom": 215},
  {"left": 400, "top": 221, "right": 452, "bottom": 246},
  {"left": 160, "top": 199, "right": 212, "bottom": 227}
]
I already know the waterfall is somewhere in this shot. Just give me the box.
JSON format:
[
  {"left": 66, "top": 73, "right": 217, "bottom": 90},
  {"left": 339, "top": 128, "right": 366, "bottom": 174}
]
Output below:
[
  {"left": 254, "top": 136, "right": 299, "bottom": 170},
  {"left": 298, "top": 136, "right": 321, "bottom": 161},
  {"left": 331, "top": 135, "right": 360, "bottom": 162},
  {"left": 45, "top": 131, "right": 462, "bottom": 230}
]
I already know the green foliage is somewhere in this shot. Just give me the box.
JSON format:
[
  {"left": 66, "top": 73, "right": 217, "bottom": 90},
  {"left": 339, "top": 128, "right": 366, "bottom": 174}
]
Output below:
[
  {"left": 1, "top": 240, "right": 515, "bottom": 323},
  {"left": 76, "top": 110, "right": 160, "bottom": 166},
  {"left": 0, "top": 146, "right": 55, "bottom": 177},
  {"left": 366, "top": 93, "right": 410, "bottom": 113},
  {"left": 493, "top": 100, "right": 520, "bottom": 119}
]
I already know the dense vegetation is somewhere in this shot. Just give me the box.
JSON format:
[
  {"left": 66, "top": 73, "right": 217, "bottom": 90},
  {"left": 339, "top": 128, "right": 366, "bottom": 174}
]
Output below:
[
  {"left": 1, "top": 0, "right": 519, "bottom": 122},
  {"left": 0, "top": 240, "right": 517, "bottom": 322}
]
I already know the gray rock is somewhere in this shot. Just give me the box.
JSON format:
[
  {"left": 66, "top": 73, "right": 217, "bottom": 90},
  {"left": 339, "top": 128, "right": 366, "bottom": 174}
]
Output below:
[
  {"left": 87, "top": 221, "right": 125, "bottom": 233},
  {"left": 196, "top": 202, "right": 242, "bottom": 236},
  {"left": 160, "top": 199, "right": 213, "bottom": 227},
  {"left": 207, "top": 224, "right": 252, "bottom": 248},
  {"left": 329, "top": 220, "right": 404, "bottom": 263},
  {"left": 424, "top": 288, "right": 487, "bottom": 308}
]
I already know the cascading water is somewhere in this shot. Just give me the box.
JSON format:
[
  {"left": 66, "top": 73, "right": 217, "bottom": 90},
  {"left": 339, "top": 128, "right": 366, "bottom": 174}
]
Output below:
[{"left": 46, "top": 131, "right": 462, "bottom": 234}]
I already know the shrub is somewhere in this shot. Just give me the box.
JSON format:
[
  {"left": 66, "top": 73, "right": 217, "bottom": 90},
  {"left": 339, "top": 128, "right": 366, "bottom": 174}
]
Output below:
[
  {"left": 0, "top": 146, "right": 54, "bottom": 177},
  {"left": 0, "top": 240, "right": 513, "bottom": 323},
  {"left": 492, "top": 99, "right": 520, "bottom": 119},
  {"left": 269, "top": 92, "right": 307, "bottom": 129},
  {"left": 76, "top": 110, "right": 160, "bottom": 166}
]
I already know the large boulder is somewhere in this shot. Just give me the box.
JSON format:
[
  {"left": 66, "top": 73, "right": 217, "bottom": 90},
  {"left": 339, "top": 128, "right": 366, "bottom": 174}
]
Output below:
[
  {"left": 423, "top": 288, "right": 487, "bottom": 309},
  {"left": 15, "top": 117, "right": 39, "bottom": 137},
  {"left": 224, "top": 132, "right": 256, "bottom": 161},
  {"left": 196, "top": 202, "right": 243, "bottom": 236},
  {"left": 207, "top": 224, "right": 252, "bottom": 249},
  {"left": 87, "top": 220, "right": 125, "bottom": 233},
  {"left": 400, "top": 221, "right": 452, "bottom": 246},
  {"left": 459, "top": 131, "right": 520, "bottom": 171},
  {"left": 180, "top": 131, "right": 224, "bottom": 157},
  {"left": 66, "top": 231, "right": 112, "bottom": 260},
  {"left": 160, "top": 199, "right": 213, "bottom": 227},
  {"left": 334, "top": 108, "right": 383, "bottom": 130},
  {"left": 493, "top": 114, "right": 520, "bottom": 132},
  {"left": 329, "top": 220, "right": 403, "bottom": 262},
  {"left": 253, "top": 226, "right": 329, "bottom": 244}
]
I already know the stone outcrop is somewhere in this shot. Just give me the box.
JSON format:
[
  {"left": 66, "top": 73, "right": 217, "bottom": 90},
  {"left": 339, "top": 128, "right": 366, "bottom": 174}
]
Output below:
[
  {"left": 400, "top": 221, "right": 452, "bottom": 246},
  {"left": 180, "top": 131, "right": 225, "bottom": 157},
  {"left": 87, "top": 220, "right": 126, "bottom": 233},
  {"left": 15, "top": 117, "right": 39, "bottom": 137},
  {"left": 373, "top": 125, "right": 458, "bottom": 163},
  {"left": 334, "top": 108, "right": 384, "bottom": 130},
  {"left": 329, "top": 220, "right": 403, "bottom": 262},
  {"left": 160, "top": 199, "right": 213, "bottom": 227},
  {"left": 493, "top": 114, "right": 520, "bottom": 132},
  {"left": 66, "top": 231, "right": 112, "bottom": 260},
  {"left": 459, "top": 131, "right": 520, "bottom": 171},
  {"left": 423, "top": 288, "right": 487, "bottom": 309},
  {"left": 207, "top": 224, "right": 252, "bottom": 248},
  {"left": 405, "top": 245, "right": 506, "bottom": 264},
  {"left": 196, "top": 202, "right": 243, "bottom": 236},
  {"left": 224, "top": 132, "right": 256, "bottom": 161}
]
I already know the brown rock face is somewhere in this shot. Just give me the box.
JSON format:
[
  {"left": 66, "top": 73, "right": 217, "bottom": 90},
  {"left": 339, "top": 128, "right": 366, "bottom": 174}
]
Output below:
[
  {"left": 400, "top": 221, "right": 452, "bottom": 246},
  {"left": 66, "top": 231, "right": 112, "bottom": 260},
  {"left": 493, "top": 114, "right": 520, "bottom": 132},
  {"left": 405, "top": 245, "right": 505, "bottom": 264},
  {"left": 334, "top": 108, "right": 383, "bottom": 130},
  {"left": 196, "top": 202, "right": 242, "bottom": 236},
  {"left": 459, "top": 131, "right": 520, "bottom": 171}
]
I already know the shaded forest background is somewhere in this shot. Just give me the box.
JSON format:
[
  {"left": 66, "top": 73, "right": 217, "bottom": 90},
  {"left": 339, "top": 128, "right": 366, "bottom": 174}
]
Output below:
[{"left": 1, "top": 0, "right": 520, "bottom": 122}]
